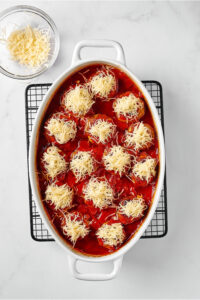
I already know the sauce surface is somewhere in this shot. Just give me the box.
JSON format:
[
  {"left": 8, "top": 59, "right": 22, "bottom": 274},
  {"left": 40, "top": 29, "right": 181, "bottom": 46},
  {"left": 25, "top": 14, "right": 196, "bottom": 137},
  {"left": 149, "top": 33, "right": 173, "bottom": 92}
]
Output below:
[{"left": 36, "top": 63, "right": 159, "bottom": 256}]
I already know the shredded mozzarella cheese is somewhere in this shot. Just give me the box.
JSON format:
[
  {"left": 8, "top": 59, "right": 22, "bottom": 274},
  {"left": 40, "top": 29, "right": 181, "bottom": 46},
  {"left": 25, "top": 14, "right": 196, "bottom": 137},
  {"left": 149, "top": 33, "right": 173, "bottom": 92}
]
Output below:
[
  {"left": 132, "top": 158, "right": 157, "bottom": 183},
  {"left": 45, "top": 183, "right": 73, "bottom": 209},
  {"left": 45, "top": 115, "right": 77, "bottom": 144},
  {"left": 113, "top": 93, "right": 143, "bottom": 118},
  {"left": 125, "top": 122, "right": 153, "bottom": 150},
  {"left": 63, "top": 214, "right": 89, "bottom": 246},
  {"left": 90, "top": 72, "right": 116, "bottom": 98},
  {"left": 83, "top": 177, "right": 114, "bottom": 209},
  {"left": 70, "top": 151, "right": 95, "bottom": 181},
  {"left": 119, "top": 198, "right": 147, "bottom": 218},
  {"left": 88, "top": 119, "right": 116, "bottom": 144},
  {"left": 103, "top": 145, "right": 131, "bottom": 176},
  {"left": 63, "top": 85, "right": 94, "bottom": 116},
  {"left": 7, "top": 25, "right": 50, "bottom": 68},
  {"left": 96, "top": 223, "right": 125, "bottom": 247},
  {"left": 42, "top": 146, "right": 67, "bottom": 179}
]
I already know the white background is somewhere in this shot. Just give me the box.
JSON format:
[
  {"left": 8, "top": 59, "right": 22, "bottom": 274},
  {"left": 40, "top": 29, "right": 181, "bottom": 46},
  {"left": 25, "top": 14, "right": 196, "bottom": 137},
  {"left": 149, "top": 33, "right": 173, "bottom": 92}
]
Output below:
[{"left": 0, "top": 1, "right": 200, "bottom": 298}]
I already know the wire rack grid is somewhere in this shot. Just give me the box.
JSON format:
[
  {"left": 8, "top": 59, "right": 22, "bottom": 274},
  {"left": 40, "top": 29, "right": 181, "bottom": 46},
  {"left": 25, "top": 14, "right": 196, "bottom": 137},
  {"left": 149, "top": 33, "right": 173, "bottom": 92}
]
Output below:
[{"left": 25, "top": 81, "right": 168, "bottom": 242}]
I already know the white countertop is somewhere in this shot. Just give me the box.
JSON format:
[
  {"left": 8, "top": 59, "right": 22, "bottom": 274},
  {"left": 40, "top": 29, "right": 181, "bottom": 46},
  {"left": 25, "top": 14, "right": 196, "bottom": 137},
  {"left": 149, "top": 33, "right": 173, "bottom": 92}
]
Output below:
[{"left": 1, "top": 1, "right": 200, "bottom": 298}]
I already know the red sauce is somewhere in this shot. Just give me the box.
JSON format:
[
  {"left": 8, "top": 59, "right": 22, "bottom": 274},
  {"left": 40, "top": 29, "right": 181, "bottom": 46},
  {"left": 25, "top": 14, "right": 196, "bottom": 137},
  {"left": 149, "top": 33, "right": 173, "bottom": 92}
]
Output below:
[{"left": 36, "top": 63, "right": 159, "bottom": 256}]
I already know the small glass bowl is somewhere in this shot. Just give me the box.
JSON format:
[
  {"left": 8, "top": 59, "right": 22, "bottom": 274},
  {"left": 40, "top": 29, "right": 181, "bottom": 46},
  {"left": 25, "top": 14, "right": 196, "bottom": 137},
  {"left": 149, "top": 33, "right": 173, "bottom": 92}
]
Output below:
[{"left": 0, "top": 5, "right": 60, "bottom": 80}]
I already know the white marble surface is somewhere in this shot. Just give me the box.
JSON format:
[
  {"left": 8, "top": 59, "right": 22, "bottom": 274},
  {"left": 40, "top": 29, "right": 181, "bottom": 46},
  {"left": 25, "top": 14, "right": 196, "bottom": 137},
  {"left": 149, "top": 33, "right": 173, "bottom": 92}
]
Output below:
[{"left": 0, "top": 0, "right": 200, "bottom": 298}]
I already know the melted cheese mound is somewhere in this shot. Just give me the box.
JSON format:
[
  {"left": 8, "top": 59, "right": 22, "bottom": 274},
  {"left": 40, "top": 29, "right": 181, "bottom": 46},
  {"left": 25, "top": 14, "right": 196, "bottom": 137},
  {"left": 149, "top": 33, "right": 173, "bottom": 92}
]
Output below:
[
  {"left": 119, "top": 198, "right": 147, "bottom": 218},
  {"left": 90, "top": 72, "right": 116, "bottom": 98},
  {"left": 63, "top": 214, "right": 89, "bottom": 246},
  {"left": 132, "top": 158, "right": 157, "bottom": 183},
  {"left": 88, "top": 119, "right": 116, "bottom": 144},
  {"left": 103, "top": 145, "right": 131, "bottom": 176},
  {"left": 63, "top": 85, "right": 94, "bottom": 116},
  {"left": 45, "top": 183, "right": 73, "bottom": 209},
  {"left": 125, "top": 122, "right": 153, "bottom": 150},
  {"left": 7, "top": 25, "right": 50, "bottom": 68},
  {"left": 42, "top": 146, "right": 67, "bottom": 179},
  {"left": 113, "top": 93, "right": 143, "bottom": 118},
  {"left": 70, "top": 151, "right": 95, "bottom": 181},
  {"left": 83, "top": 177, "right": 114, "bottom": 209},
  {"left": 96, "top": 223, "right": 125, "bottom": 247},
  {"left": 45, "top": 116, "right": 77, "bottom": 144}
]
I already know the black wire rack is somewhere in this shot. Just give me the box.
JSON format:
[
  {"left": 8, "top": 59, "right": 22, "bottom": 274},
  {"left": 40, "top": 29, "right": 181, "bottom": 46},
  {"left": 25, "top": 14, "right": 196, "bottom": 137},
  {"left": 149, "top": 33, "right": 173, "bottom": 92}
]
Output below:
[{"left": 25, "top": 81, "right": 168, "bottom": 242}]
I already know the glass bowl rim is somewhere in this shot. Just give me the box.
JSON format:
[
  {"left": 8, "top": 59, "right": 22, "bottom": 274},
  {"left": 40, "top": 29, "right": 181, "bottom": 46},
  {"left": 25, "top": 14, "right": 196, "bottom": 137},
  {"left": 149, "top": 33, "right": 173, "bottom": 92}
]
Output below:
[{"left": 0, "top": 5, "right": 60, "bottom": 80}]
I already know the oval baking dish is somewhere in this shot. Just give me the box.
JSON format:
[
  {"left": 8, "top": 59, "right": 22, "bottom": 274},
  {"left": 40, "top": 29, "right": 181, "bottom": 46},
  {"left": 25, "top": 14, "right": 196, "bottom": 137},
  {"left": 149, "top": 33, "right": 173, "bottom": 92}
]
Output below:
[{"left": 29, "top": 40, "right": 165, "bottom": 280}]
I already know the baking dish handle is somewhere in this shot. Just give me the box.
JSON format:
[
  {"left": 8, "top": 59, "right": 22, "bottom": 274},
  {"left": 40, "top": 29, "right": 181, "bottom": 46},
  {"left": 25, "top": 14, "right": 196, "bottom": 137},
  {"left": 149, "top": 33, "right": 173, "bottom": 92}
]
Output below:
[
  {"left": 68, "top": 255, "right": 123, "bottom": 281},
  {"left": 71, "top": 40, "right": 126, "bottom": 66}
]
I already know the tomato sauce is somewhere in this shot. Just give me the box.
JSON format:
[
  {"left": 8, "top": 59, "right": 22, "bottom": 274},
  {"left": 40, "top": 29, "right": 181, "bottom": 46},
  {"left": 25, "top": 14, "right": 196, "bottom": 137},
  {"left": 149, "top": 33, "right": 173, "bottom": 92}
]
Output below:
[{"left": 36, "top": 63, "right": 159, "bottom": 256}]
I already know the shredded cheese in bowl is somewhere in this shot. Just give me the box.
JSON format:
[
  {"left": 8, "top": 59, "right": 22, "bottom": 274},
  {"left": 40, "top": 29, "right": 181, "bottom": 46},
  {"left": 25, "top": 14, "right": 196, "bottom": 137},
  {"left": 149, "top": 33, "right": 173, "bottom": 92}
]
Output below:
[
  {"left": 0, "top": 6, "right": 59, "bottom": 79},
  {"left": 7, "top": 25, "right": 50, "bottom": 68}
]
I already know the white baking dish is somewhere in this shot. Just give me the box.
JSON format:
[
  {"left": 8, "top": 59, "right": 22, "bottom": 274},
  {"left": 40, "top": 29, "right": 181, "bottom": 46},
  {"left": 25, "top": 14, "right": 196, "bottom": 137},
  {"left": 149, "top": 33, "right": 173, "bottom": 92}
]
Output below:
[{"left": 29, "top": 40, "right": 165, "bottom": 281}]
